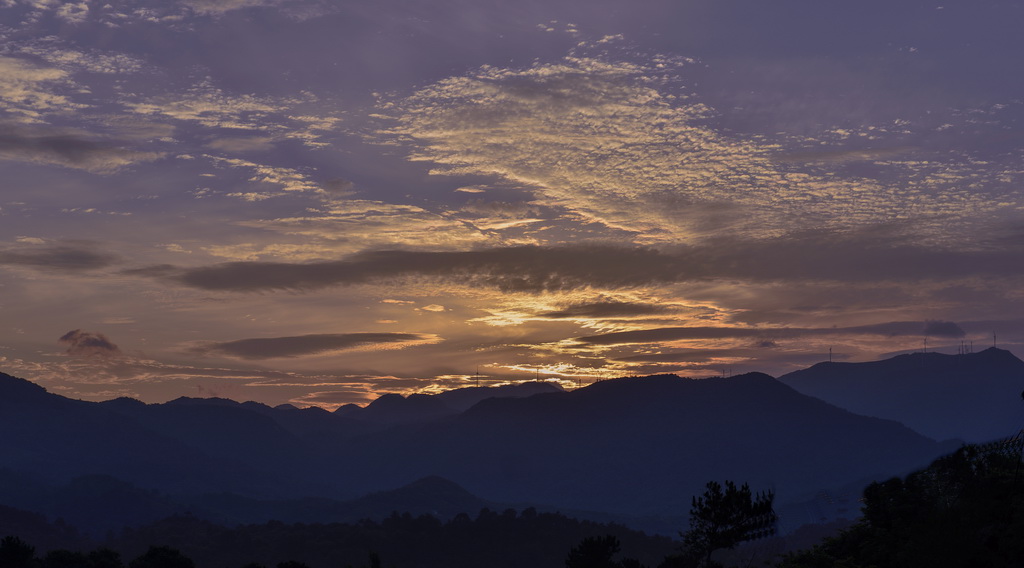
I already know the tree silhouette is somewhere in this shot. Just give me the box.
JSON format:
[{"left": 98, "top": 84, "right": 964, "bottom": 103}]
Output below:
[
  {"left": 681, "top": 481, "right": 776, "bottom": 567},
  {"left": 128, "top": 546, "right": 194, "bottom": 568},
  {"left": 0, "top": 536, "right": 36, "bottom": 568},
  {"left": 87, "top": 548, "right": 124, "bottom": 568},
  {"left": 566, "top": 535, "right": 648, "bottom": 568},
  {"left": 41, "top": 549, "right": 88, "bottom": 568},
  {"left": 780, "top": 441, "right": 1024, "bottom": 568}
]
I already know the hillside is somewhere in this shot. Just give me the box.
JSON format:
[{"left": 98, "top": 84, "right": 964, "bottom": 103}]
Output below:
[
  {"left": 0, "top": 369, "right": 955, "bottom": 535},
  {"left": 319, "top": 373, "right": 952, "bottom": 524},
  {"left": 778, "top": 347, "right": 1024, "bottom": 442}
]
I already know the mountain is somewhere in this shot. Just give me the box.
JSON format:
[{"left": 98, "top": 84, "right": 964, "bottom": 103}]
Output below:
[
  {"left": 0, "top": 369, "right": 954, "bottom": 535},
  {"left": 333, "top": 381, "right": 564, "bottom": 425},
  {"left": 0, "top": 465, "right": 498, "bottom": 535},
  {"left": 0, "top": 373, "right": 265, "bottom": 495},
  {"left": 778, "top": 347, "right": 1024, "bottom": 442},
  {"left": 320, "top": 373, "right": 953, "bottom": 524},
  {"left": 434, "top": 382, "right": 564, "bottom": 412}
]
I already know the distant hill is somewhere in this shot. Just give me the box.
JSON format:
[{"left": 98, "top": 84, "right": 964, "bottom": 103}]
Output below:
[
  {"left": 0, "top": 468, "right": 498, "bottom": 536},
  {"left": 0, "top": 369, "right": 954, "bottom": 535},
  {"left": 778, "top": 347, "right": 1024, "bottom": 442},
  {"left": 0, "top": 373, "right": 264, "bottom": 495},
  {"left": 321, "top": 373, "right": 953, "bottom": 524},
  {"left": 336, "top": 381, "right": 563, "bottom": 425}
]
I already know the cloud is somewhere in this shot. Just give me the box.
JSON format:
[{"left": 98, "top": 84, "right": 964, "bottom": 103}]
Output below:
[
  {"left": 539, "top": 301, "right": 668, "bottom": 319},
  {"left": 217, "top": 200, "right": 492, "bottom": 260},
  {"left": 59, "top": 329, "right": 122, "bottom": 358},
  {"left": 613, "top": 348, "right": 748, "bottom": 364},
  {"left": 577, "top": 320, "right": 968, "bottom": 346},
  {"left": 205, "top": 155, "right": 319, "bottom": 193},
  {"left": 0, "top": 55, "right": 78, "bottom": 123},
  {"left": 0, "top": 125, "right": 163, "bottom": 172},
  {"left": 125, "top": 81, "right": 281, "bottom": 130},
  {"left": 0, "top": 244, "right": 119, "bottom": 271},
  {"left": 193, "top": 332, "right": 437, "bottom": 359},
  {"left": 380, "top": 49, "right": 1024, "bottom": 246},
  {"left": 180, "top": 0, "right": 304, "bottom": 16},
  {"left": 206, "top": 136, "right": 275, "bottom": 153},
  {"left": 131, "top": 245, "right": 680, "bottom": 292},
  {"left": 130, "top": 230, "right": 1024, "bottom": 294},
  {"left": 923, "top": 320, "right": 967, "bottom": 338}
]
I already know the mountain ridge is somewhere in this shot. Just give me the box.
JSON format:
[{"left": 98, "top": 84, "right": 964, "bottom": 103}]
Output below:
[
  {"left": 3, "top": 351, "right": 1014, "bottom": 534},
  {"left": 779, "top": 347, "right": 1024, "bottom": 442}
]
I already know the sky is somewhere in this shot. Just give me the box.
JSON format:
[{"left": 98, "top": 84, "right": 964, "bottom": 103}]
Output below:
[{"left": 1, "top": 0, "right": 1023, "bottom": 408}]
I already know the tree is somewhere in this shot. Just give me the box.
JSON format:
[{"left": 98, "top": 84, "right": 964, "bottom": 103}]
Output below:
[
  {"left": 0, "top": 536, "right": 36, "bottom": 568},
  {"left": 41, "top": 549, "right": 88, "bottom": 568},
  {"left": 566, "top": 535, "right": 621, "bottom": 568},
  {"left": 779, "top": 441, "right": 1024, "bottom": 568},
  {"left": 681, "top": 481, "right": 776, "bottom": 567},
  {"left": 128, "top": 547, "right": 194, "bottom": 568},
  {"left": 87, "top": 548, "right": 123, "bottom": 568},
  {"left": 566, "top": 535, "right": 647, "bottom": 568}
]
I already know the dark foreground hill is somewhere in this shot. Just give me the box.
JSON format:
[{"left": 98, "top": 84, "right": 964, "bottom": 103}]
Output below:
[
  {"left": 779, "top": 347, "right": 1024, "bottom": 442},
  {"left": 0, "top": 370, "right": 955, "bottom": 535}
]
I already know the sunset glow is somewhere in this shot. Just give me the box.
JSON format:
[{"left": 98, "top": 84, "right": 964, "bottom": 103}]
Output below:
[{"left": 2, "top": 0, "right": 1022, "bottom": 407}]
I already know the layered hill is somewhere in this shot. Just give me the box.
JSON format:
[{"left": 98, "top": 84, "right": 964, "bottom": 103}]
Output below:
[
  {"left": 319, "top": 373, "right": 952, "bottom": 520},
  {"left": 778, "top": 347, "right": 1024, "bottom": 442},
  {"left": 0, "top": 370, "right": 956, "bottom": 534}
]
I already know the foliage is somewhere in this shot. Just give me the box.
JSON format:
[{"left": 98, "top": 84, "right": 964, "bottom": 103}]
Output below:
[
  {"left": 0, "top": 536, "right": 36, "bottom": 568},
  {"left": 127, "top": 546, "right": 194, "bottom": 568},
  {"left": 0, "top": 507, "right": 674, "bottom": 568},
  {"left": 565, "top": 535, "right": 647, "bottom": 568},
  {"left": 778, "top": 440, "right": 1024, "bottom": 568},
  {"left": 681, "top": 481, "right": 776, "bottom": 567}
]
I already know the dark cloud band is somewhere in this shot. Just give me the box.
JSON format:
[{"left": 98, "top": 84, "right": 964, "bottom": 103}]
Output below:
[
  {"left": 128, "top": 233, "right": 1024, "bottom": 294},
  {"left": 578, "top": 320, "right": 966, "bottom": 346},
  {"left": 195, "top": 332, "right": 433, "bottom": 359},
  {"left": 0, "top": 246, "right": 119, "bottom": 271}
]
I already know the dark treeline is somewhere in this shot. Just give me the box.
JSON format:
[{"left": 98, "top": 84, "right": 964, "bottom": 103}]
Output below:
[
  {"left": 4, "top": 439, "right": 1024, "bottom": 568},
  {"left": 2, "top": 507, "right": 677, "bottom": 568}
]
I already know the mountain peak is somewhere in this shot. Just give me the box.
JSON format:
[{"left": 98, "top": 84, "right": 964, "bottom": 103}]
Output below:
[{"left": 0, "top": 372, "right": 51, "bottom": 403}]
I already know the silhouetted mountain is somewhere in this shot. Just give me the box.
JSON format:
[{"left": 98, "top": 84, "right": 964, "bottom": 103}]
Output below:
[
  {"left": 0, "top": 503, "right": 86, "bottom": 552},
  {"left": 0, "top": 374, "right": 263, "bottom": 496},
  {"left": 0, "top": 369, "right": 955, "bottom": 536},
  {"left": 434, "top": 381, "right": 564, "bottom": 412},
  {"left": 0, "top": 470, "right": 194, "bottom": 537},
  {"left": 322, "top": 373, "right": 953, "bottom": 529},
  {"left": 335, "top": 381, "right": 563, "bottom": 425},
  {"left": 358, "top": 392, "right": 454, "bottom": 425},
  {"left": 778, "top": 347, "right": 1024, "bottom": 442},
  {"left": 0, "top": 467, "right": 499, "bottom": 535}
]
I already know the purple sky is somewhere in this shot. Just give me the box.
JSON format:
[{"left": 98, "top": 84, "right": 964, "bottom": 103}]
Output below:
[{"left": 2, "top": 0, "right": 1023, "bottom": 407}]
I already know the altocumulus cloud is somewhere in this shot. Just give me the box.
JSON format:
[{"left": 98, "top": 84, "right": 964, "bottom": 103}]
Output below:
[{"left": 194, "top": 332, "right": 437, "bottom": 359}]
